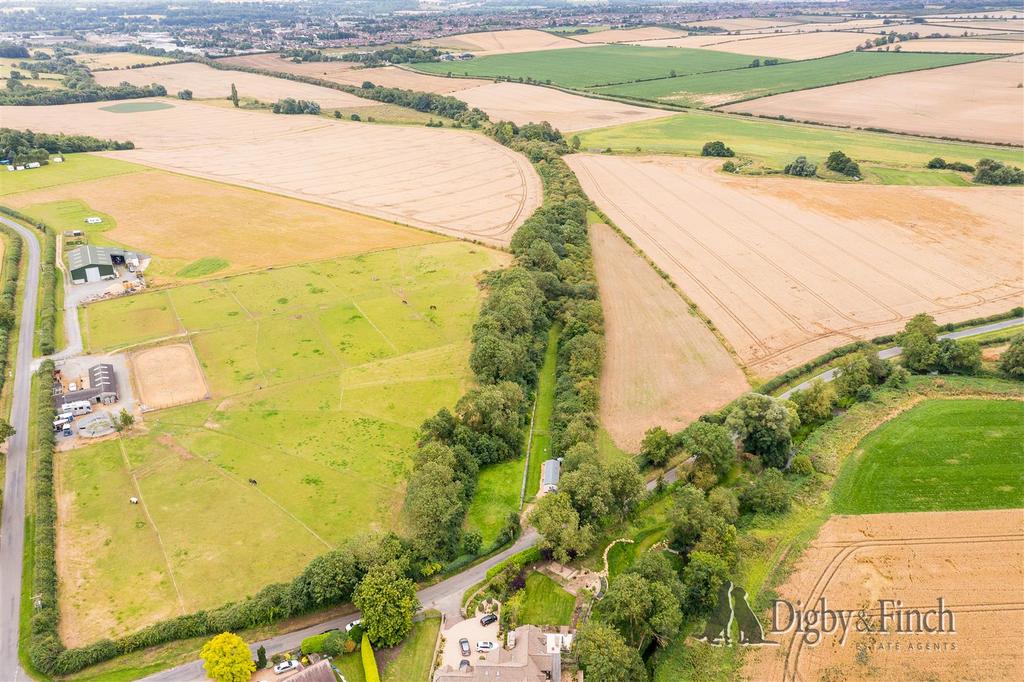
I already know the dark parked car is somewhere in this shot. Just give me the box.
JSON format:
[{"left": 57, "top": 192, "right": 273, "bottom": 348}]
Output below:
[
  {"left": 459, "top": 638, "right": 471, "bottom": 657},
  {"left": 480, "top": 613, "right": 498, "bottom": 626}
]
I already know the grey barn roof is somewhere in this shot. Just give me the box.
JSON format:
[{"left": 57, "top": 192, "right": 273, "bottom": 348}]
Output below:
[
  {"left": 541, "top": 459, "right": 560, "bottom": 487},
  {"left": 89, "top": 364, "right": 116, "bottom": 394},
  {"left": 66, "top": 245, "right": 142, "bottom": 271}
]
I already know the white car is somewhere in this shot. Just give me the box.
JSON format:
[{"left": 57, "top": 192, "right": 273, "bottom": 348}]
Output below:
[
  {"left": 273, "top": 659, "right": 299, "bottom": 674},
  {"left": 345, "top": 619, "right": 362, "bottom": 632},
  {"left": 476, "top": 641, "right": 497, "bottom": 652}
]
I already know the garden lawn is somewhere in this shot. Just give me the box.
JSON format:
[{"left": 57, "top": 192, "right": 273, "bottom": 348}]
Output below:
[
  {"left": 520, "top": 572, "right": 575, "bottom": 626},
  {"left": 594, "top": 51, "right": 992, "bottom": 106},
  {"left": 576, "top": 110, "right": 1024, "bottom": 176},
  {"left": 832, "top": 399, "right": 1024, "bottom": 513},
  {"left": 381, "top": 615, "right": 441, "bottom": 682},
  {"left": 465, "top": 456, "right": 524, "bottom": 548},
  {"left": 413, "top": 45, "right": 763, "bottom": 89}
]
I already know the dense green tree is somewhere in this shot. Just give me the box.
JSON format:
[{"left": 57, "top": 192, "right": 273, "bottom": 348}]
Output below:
[
  {"left": 404, "top": 460, "right": 464, "bottom": 559},
  {"left": 639, "top": 425, "right": 676, "bottom": 467},
  {"left": 528, "top": 492, "right": 594, "bottom": 563},
  {"left": 574, "top": 622, "right": 647, "bottom": 682},
  {"left": 229, "top": 83, "right": 239, "bottom": 107},
  {"left": 679, "top": 421, "right": 735, "bottom": 476},
  {"left": 834, "top": 352, "right": 873, "bottom": 399},
  {"left": 973, "top": 158, "right": 1024, "bottom": 185},
  {"left": 739, "top": 469, "right": 791, "bottom": 515},
  {"left": 560, "top": 459, "right": 613, "bottom": 523},
  {"left": 825, "top": 150, "right": 861, "bottom": 178},
  {"left": 606, "top": 458, "right": 645, "bottom": 513},
  {"left": 701, "top": 140, "right": 735, "bottom": 157},
  {"left": 999, "top": 333, "right": 1024, "bottom": 379},
  {"left": 936, "top": 338, "right": 981, "bottom": 374},
  {"left": 353, "top": 561, "right": 420, "bottom": 647},
  {"left": 783, "top": 156, "right": 817, "bottom": 177},
  {"left": 725, "top": 393, "right": 799, "bottom": 468},
  {"left": 681, "top": 551, "right": 730, "bottom": 615},
  {"left": 295, "top": 549, "right": 361, "bottom": 607},
  {"left": 602, "top": 573, "right": 682, "bottom": 648},
  {"left": 667, "top": 484, "right": 720, "bottom": 553},
  {"left": 706, "top": 487, "right": 739, "bottom": 524},
  {"left": 791, "top": 379, "right": 836, "bottom": 423},
  {"left": 897, "top": 313, "right": 940, "bottom": 373}
]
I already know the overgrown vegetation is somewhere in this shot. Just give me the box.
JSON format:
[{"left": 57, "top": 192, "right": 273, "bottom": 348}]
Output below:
[
  {"left": 0, "top": 129, "right": 134, "bottom": 165},
  {"left": 824, "top": 150, "right": 861, "bottom": 178},
  {"left": 972, "top": 157, "right": 1024, "bottom": 185}
]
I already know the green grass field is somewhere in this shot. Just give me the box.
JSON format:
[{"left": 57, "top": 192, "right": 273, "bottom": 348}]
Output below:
[
  {"left": 381, "top": 615, "right": 441, "bottom": 682},
  {"left": 526, "top": 326, "right": 558, "bottom": 497},
  {"left": 413, "top": 45, "right": 763, "bottom": 88},
  {"left": 465, "top": 456, "right": 524, "bottom": 548},
  {"left": 60, "top": 241, "right": 503, "bottom": 643},
  {"left": 832, "top": 399, "right": 1024, "bottom": 513},
  {"left": 577, "top": 110, "right": 1024, "bottom": 178},
  {"left": 98, "top": 101, "right": 176, "bottom": 113},
  {"left": 594, "top": 51, "right": 992, "bottom": 106},
  {"left": 0, "top": 155, "right": 144, "bottom": 195},
  {"left": 520, "top": 572, "right": 575, "bottom": 626}
]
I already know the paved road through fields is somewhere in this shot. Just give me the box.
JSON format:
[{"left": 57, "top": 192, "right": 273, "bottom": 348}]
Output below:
[{"left": 0, "top": 216, "right": 42, "bottom": 682}]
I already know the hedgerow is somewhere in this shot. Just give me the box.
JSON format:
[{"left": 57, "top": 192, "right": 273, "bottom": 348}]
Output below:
[
  {"left": 0, "top": 207, "right": 58, "bottom": 354},
  {"left": 0, "top": 223, "right": 22, "bottom": 395}
]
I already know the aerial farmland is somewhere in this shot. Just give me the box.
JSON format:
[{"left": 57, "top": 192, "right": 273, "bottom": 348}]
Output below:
[{"left": 0, "top": 3, "right": 1021, "bottom": 682}]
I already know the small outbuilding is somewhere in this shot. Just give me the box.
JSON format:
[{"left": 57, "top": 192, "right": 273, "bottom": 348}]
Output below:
[{"left": 541, "top": 458, "right": 561, "bottom": 493}]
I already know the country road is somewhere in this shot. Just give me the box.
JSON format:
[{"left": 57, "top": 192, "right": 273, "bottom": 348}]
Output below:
[
  {"left": 0, "top": 216, "right": 42, "bottom": 682},
  {"left": 779, "top": 317, "right": 1024, "bottom": 399}
]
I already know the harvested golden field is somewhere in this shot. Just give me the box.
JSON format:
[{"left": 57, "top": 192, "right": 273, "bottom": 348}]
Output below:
[
  {"left": 572, "top": 26, "right": 688, "bottom": 43},
  {"left": 4, "top": 168, "right": 443, "bottom": 282},
  {"left": 456, "top": 82, "right": 672, "bottom": 131},
  {"left": 723, "top": 57, "right": 1024, "bottom": 145},
  {"left": 628, "top": 34, "right": 757, "bottom": 49},
  {"left": 72, "top": 51, "right": 174, "bottom": 69},
  {"left": 420, "top": 28, "right": 584, "bottom": 55},
  {"left": 693, "top": 31, "right": 870, "bottom": 59},
  {"left": 684, "top": 17, "right": 801, "bottom": 32},
  {"left": 567, "top": 154, "right": 1023, "bottom": 376},
  {"left": 744, "top": 509, "right": 1024, "bottom": 682},
  {"left": 878, "top": 37, "right": 1024, "bottom": 52},
  {"left": 590, "top": 224, "right": 747, "bottom": 449},
  {"left": 216, "top": 52, "right": 360, "bottom": 78},
  {"left": 0, "top": 100, "right": 541, "bottom": 246},
  {"left": 93, "top": 62, "right": 372, "bottom": 107}
]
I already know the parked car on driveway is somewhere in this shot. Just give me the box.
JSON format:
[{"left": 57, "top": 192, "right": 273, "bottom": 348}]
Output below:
[
  {"left": 273, "top": 659, "right": 299, "bottom": 674},
  {"left": 345, "top": 619, "right": 362, "bottom": 632},
  {"left": 476, "top": 641, "right": 497, "bottom": 652},
  {"left": 479, "top": 613, "right": 497, "bottom": 626},
  {"left": 459, "top": 638, "right": 471, "bottom": 657}
]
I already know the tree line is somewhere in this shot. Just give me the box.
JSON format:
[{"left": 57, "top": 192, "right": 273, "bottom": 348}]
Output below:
[{"left": 0, "top": 128, "right": 135, "bottom": 164}]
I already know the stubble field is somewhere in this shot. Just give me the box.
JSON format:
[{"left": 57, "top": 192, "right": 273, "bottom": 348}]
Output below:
[
  {"left": 418, "top": 28, "right": 584, "bottom": 55},
  {"left": 590, "top": 223, "right": 748, "bottom": 449},
  {"left": 568, "top": 154, "right": 1023, "bottom": 376},
  {"left": 93, "top": 61, "right": 373, "bottom": 107},
  {"left": 678, "top": 31, "right": 874, "bottom": 59},
  {"left": 3, "top": 156, "right": 442, "bottom": 283},
  {"left": 875, "top": 37, "right": 1024, "bottom": 52},
  {"left": 58, "top": 240, "right": 508, "bottom": 644},
  {"left": 723, "top": 56, "right": 1024, "bottom": 145},
  {"left": 744, "top": 509, "right": 1024, "bottom": 681},
  {"left": 0, "top": 100, "right": 542, "bottom": 246}
]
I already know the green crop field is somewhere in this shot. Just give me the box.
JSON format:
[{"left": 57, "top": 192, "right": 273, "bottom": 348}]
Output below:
[
  {"left": 520, "top": 572, "right": 575, "bottom": 626},
  {"left": 594, "top": 51, "right": 992, "bottom": 106},
  {"left": 413, "top": 45, "right": 764, "bottom": 89},
  {"left": 60, "top": 240, "right": 504, "bottom": 643},
  {"left": 576, "top": 110, "right": 1024, "bottom": 179},
  {"left": 832, "top": 399, "right": 1024, "bottom": 514},
  {"left": 0, "top": 154, "right": 144, "bottom": 195}
]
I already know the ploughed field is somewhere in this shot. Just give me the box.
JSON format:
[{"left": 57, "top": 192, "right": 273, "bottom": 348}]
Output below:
[
  {"left": 567, "top": 154, "right": 1023, "bottom": 376},
  {"left": 58, "top": 241, "right": 508, "bottom": 645},
  {"left": 0, "top": 99, "right": 541, "bottom": 246}
]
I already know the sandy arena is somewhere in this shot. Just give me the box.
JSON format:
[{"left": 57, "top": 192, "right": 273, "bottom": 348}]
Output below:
[
  {"left": 567, "top": 154, "right": 1023, "bottom": 377},
  {"left": 455, "top": 82, "right": 673, "bottom": 131},
  {"left": 0, "top": 99, "right": 541, "bottom": 246},
  {"left": 94, "top": 62, "right": 373, "bottom": 108},
  {"left": 590, "top": 224, "right": 748, "bottom": 449},
  {"left": 723, "top": 56, "right": 1024, "bottom": 145},
  {"left": 744, "top": 509, "right": 1024, "bottom": 682},
  {"left": 131, "top": 344, "right": 209, "bottom": 410}
]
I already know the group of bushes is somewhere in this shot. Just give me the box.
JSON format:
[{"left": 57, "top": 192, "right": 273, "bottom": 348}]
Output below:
[
  {"left": 339, "top": 46, "right": 442, "bottom": 66},
  {"left": 701, "top": 140, "right": 734, "bottom": 158},
  {"left": 825, "top": 150, "right": 861, "bottom": 178},
  {"left": 925, "top": 157, "right": 974, "bottom": 173},
  {"left": 270, "top": 98, "right": 320, "bottom": 115},
  {"left": 927, "top": 156, "right": 1023, "bottom": 184}
]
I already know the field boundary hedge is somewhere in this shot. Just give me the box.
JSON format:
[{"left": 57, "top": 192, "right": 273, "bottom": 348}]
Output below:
[
  {"left": 0, "top": 207, "right": 57, "bottom": 355},
  {"left": 0, "top": 222, "right": 23, "bottom": 399}
]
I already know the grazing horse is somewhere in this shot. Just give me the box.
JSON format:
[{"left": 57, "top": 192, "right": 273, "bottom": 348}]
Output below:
[{"left": 249, "top": 478, "right": 258, "bottom": 486}]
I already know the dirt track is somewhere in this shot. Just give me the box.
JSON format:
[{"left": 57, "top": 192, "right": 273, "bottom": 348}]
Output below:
[
  {"left": 456, "top": 82, "right": 672, "bottom": 131},
  {"left": 93, "top": 62, "right": 372, "bottom": 107},
  {"left": 590, "top": 224, "right": 748, "bottom": 449},
  {"left": 744, "top": 509, "right": 1024, "bottom": 682},
  {"left": 723, "top": 56, "right": 1024, "bottom": 145},
  {"left": 0, "top": 99, "right": 541, "bottom": 246},
  {"left": 568, "top": 154, "right": 1023, "bottom": 376}
]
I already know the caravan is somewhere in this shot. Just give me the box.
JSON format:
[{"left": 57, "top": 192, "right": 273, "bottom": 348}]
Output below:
[{"left": 66, "top": 400, "right": 93, "bottom": 417}]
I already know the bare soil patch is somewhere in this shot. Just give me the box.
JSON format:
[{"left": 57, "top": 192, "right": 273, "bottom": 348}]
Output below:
[
  {"left": 0, "top": 100, "right": 541, "bottom": 246},
  {"left": 744, "top": 509, "right": 1024, "bottom": 682},
  {"left": 567, "top": 154, "right": 1023, "bottom": 376},
  {"left": 590, "top": 224, "right": 748, "bottom": 449},
  {"left": 419, "top": 29, "right": 585, "bottom": 55},
  {"left": 456, "top": 82, "right": 672, "bottom": 132},
  {"left": 723, "top": 56, "right": 1024, "bottom": 145},
  {"left": 93, "top": 62, "right": 372, "bottom": 108},
  {"left": 131, "top": 343, "right": 209, "bottom": 410},
  {"left": 691, "top": 31, "right": 871, "bottom": 59}
]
